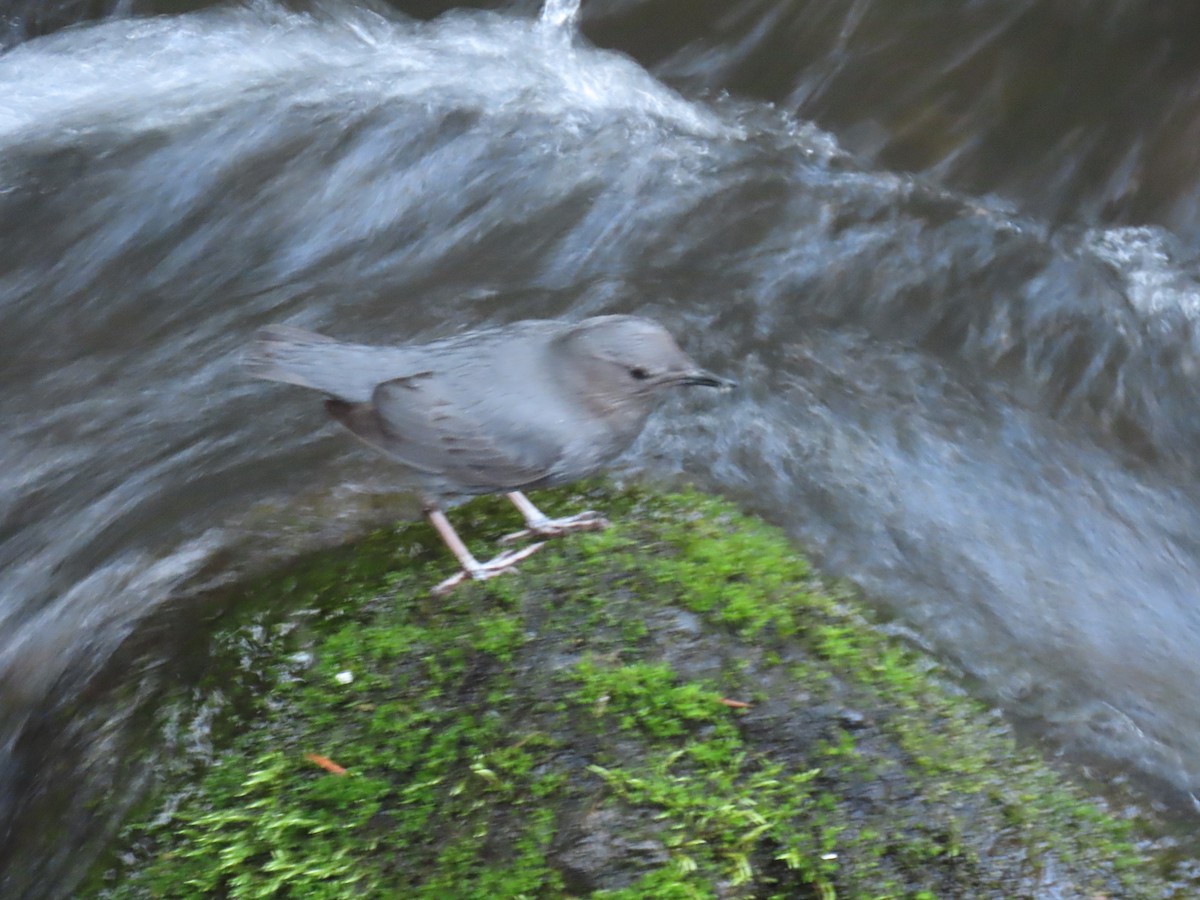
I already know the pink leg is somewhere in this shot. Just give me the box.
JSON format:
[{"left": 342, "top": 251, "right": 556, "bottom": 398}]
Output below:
[
  {"left": 499, "top": 491, "right": 610, "bottom": 545},
  {"left": 425, "top": 505, "right": 544, "bottom": 595}
]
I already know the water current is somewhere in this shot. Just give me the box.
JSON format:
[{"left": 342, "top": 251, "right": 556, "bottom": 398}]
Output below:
[{"left": 5, "top": 0, "right": 1200, "bottom": 894}]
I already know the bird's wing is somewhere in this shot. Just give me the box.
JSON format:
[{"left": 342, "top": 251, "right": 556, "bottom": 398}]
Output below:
[{"left": 363, "top": 372, "right": 564, "bottom": 492}]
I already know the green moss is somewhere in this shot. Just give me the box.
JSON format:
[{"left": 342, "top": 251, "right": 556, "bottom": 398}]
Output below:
[{"left": 91, "top": 484, "right": 1185, "bottom": 898}]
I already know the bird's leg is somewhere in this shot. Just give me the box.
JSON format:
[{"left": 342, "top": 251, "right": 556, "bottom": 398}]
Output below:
[
  {"left": 498, "top": 491, "right": 610, "bottom": 545},
  {"left": 426, "top": 505, "right": 545, "bottom": 595}
]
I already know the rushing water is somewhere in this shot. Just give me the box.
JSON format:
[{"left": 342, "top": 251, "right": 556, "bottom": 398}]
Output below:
[{"left": 6, "top": 0, "right": 1200, "bottom": 894}]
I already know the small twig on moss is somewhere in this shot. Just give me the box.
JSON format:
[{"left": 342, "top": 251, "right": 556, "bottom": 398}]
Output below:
[{"left": 305, "top": 753, "right": 348, "bottom": 775}]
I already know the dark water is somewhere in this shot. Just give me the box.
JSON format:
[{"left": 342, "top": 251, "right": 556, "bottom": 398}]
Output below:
[{"left": 6, "top": 0, "right": 1200, "bottom": 894}]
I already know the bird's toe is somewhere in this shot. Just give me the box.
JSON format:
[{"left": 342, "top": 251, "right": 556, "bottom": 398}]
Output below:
[
  {"left": 499, "top": 511, "right": 610, "bottom": 544},
  {"left": 430, "top": 541, "right": 546, "bottom": 595}
]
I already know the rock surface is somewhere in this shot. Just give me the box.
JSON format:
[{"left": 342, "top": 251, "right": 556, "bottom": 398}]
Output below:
[{"left": 91, "top": 485, "right": 1189, "bottom": 898}]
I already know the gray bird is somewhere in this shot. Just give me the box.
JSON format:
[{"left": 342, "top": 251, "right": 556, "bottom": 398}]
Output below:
[{"left": 244, "top": 315, "right": 733, "bottom": 593}]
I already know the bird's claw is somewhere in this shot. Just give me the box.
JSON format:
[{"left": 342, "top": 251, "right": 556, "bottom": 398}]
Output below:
[
  {"left": 499, "top": 511, "right": 611, "bottom": 545},
  {"left": 431, "top": 542, "right": 546, "bottom": 595}
]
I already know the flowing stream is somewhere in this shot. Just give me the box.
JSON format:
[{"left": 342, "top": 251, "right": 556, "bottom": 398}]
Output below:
[{"left": 5, "top": 1, "right": 1200, "bottom": 894}]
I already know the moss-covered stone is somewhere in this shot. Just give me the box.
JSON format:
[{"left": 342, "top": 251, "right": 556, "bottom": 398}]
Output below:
[{"left": 91, "top": 485, "right": 1186, "bottom": 898}]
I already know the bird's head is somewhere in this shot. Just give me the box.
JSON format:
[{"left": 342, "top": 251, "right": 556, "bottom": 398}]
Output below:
[{"left": 553, "top": 315, "right": 734, "bottom": 414}]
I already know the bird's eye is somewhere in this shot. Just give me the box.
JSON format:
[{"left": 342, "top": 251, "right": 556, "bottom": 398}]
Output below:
[{"left": 629, "top": 367, "right": 651, "bottom": 381}]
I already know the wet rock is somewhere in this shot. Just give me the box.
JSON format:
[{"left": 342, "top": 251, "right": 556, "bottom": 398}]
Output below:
[{"left": 550, "top": 806, "right": 668, "bottom": 894}]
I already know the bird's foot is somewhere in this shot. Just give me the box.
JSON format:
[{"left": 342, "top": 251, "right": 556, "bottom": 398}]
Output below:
[
  {"left": 431, "top": 542, "right": 546, "bottom": 595},
  {"left": 499, "top": 510, "right": 611, "bottom": 545}
]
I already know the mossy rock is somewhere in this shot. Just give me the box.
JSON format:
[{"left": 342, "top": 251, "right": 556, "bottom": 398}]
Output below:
[{"left": 92, "top": 485, "right": 1178, "bottom": 898}]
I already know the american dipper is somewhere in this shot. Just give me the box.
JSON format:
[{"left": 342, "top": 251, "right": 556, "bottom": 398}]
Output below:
[{"left": 244, "top": 315, "right": 733, "bottom": 593}]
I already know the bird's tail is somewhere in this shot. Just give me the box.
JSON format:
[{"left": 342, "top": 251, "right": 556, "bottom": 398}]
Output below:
[
  {"left": 245, "top": 322, "right": 408, "bottom": 403},
  {"left": 242, "top": 324, "right": 346, "bottom": 389},
  {"left": 244, "top": 324, "right": 422, "bottom": 402}
]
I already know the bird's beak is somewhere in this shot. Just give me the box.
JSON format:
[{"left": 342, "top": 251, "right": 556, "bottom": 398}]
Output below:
[{"left": 679, "top": 369, "right": 736, "bottom": 391}]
